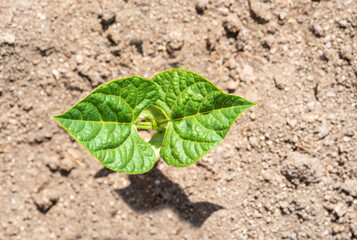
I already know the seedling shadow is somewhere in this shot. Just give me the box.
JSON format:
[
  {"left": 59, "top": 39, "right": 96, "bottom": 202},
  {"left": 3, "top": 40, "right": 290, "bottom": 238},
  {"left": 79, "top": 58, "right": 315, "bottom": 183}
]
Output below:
[{"left": 96, "top": 165, "right": 223, "bottom": 227}]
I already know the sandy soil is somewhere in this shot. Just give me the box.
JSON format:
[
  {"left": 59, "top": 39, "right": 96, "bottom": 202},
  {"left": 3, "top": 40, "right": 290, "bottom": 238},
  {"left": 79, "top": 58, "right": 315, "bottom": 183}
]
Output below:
[{"left": 0, "top": 0, "right": 356, "bottom": 239}]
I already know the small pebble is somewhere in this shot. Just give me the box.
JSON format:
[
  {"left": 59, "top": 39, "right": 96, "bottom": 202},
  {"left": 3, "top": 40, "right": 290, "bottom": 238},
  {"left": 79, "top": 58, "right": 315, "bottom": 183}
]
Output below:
[
  {"left": 226, "top": 80, "right": 238, "bottom": 92},
  {"left": 311, "top": 23, "right": 324, "bottom": 37},
  {"left": 1, "top": 33, "right": 15, "bottom": 44},
  {"left": 248, "top": 136, "right": 259, "bottom": 148},
  {"left": 195, "top": 0, "right": 209, "bottom": 14},
  {"left": 279, "top": 12, "right": 287, "bottom": 21},
  {"left": 101, "top": 11, "right": 116, "bottom": 27}
]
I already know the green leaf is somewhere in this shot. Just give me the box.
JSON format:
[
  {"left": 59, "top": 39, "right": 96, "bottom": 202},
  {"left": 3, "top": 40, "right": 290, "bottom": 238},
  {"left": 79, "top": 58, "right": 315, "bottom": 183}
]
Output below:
[
  {"left": 152, "top": 69, "right": 256, "bottom": 167},
  {"left": 139, "top": 106, "right": 167, "bottom": 122},
  {"left": 148, "top": 131, "right": 165, "bottom": 160},
  {"left": 53, "top": 76, "right": 159, "bottom": 174}
]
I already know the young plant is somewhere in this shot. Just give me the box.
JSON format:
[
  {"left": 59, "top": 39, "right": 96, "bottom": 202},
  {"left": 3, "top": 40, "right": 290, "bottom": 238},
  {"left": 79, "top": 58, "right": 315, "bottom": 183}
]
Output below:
[{"left": 53, "top": 69, "right": 255, "bottom": 174}]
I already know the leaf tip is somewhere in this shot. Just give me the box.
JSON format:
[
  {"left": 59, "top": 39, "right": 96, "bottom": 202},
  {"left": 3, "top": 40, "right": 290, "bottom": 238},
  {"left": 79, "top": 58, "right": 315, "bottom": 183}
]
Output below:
[
  {"left": 248, "top": 101, "right": 257, "bottom": 107},
  {"left": 241, "top": 99, "right": 257, "bottom": 110},
  {"left": 52, "top": 115, "right": 63, "bottom": 123}
]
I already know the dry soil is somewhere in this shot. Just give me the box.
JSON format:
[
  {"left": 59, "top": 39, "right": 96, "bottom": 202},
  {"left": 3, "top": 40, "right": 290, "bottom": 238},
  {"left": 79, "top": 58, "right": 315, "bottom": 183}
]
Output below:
[{"left": 0, "top": 0, "right": 356, "bottom": 239}]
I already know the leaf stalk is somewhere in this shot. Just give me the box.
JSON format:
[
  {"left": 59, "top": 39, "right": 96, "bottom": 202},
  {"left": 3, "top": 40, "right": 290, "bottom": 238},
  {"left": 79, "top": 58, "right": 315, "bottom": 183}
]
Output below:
[{"left": 136, "top": 119, "right": 169, "bottom": 130}]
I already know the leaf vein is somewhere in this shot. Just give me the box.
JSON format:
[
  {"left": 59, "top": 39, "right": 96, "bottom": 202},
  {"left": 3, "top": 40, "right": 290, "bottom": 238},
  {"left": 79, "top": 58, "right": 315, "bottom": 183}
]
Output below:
[
  {"left": 94, "top": 92, "right": 134, "bottom": 112},
  {"left": 170, "top": 81, "right": 203, "bottom": 115},
  {"left": 92, "top": 127, "right": 132, "bottom": 151},
  {"left": 81, "top": 123, "right": 104, "bottom": 143},
  {"left": 172, "top": 104, "right": 251, "bottom": 121},
  {"left": 82, "top": 101, "right": 103, "bottom": 121}
]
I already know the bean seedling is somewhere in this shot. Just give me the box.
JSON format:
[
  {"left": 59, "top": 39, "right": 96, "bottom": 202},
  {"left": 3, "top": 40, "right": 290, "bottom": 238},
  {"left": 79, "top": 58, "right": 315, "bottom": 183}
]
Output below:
[{"left": 54, "top": 69, "right": 255, "bottom": 174}]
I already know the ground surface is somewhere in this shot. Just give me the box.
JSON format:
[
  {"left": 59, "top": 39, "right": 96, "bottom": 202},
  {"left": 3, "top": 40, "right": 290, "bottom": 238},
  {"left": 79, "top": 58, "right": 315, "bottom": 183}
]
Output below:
[{"left": 1, "top": 0, "right": 356, "bottom": 239}]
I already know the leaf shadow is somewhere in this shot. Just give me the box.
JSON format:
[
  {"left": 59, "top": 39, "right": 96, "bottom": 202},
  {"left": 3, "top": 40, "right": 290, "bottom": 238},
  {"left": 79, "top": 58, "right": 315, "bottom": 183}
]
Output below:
[
  {"left": 94, "top": 167, "right": 116, "bottom": 178},
  {"left": 96, "top": 165, "right": 223, "bottom": 228}
]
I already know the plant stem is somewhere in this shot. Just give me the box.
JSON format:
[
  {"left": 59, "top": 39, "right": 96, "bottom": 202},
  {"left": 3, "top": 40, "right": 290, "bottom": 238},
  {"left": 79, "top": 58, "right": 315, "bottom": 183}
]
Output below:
[
  {"left": 135, "top": 122, "right": 153, "bottom": 130},
  {"left": 136, "top": 119, "right": 169, "bottom": 130}
]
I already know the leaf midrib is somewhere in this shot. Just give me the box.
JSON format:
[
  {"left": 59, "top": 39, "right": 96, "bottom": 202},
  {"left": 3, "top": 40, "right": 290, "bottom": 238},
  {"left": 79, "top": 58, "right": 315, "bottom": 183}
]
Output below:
[
  {"left": 53, "top": 118, "right": 133, "bottom": 125},
  {"left": 56, "top": 103, "right": 253, "bottom": 125},
  {"left": 170, "top": 104, "right": 254, "bottom": 122}
]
